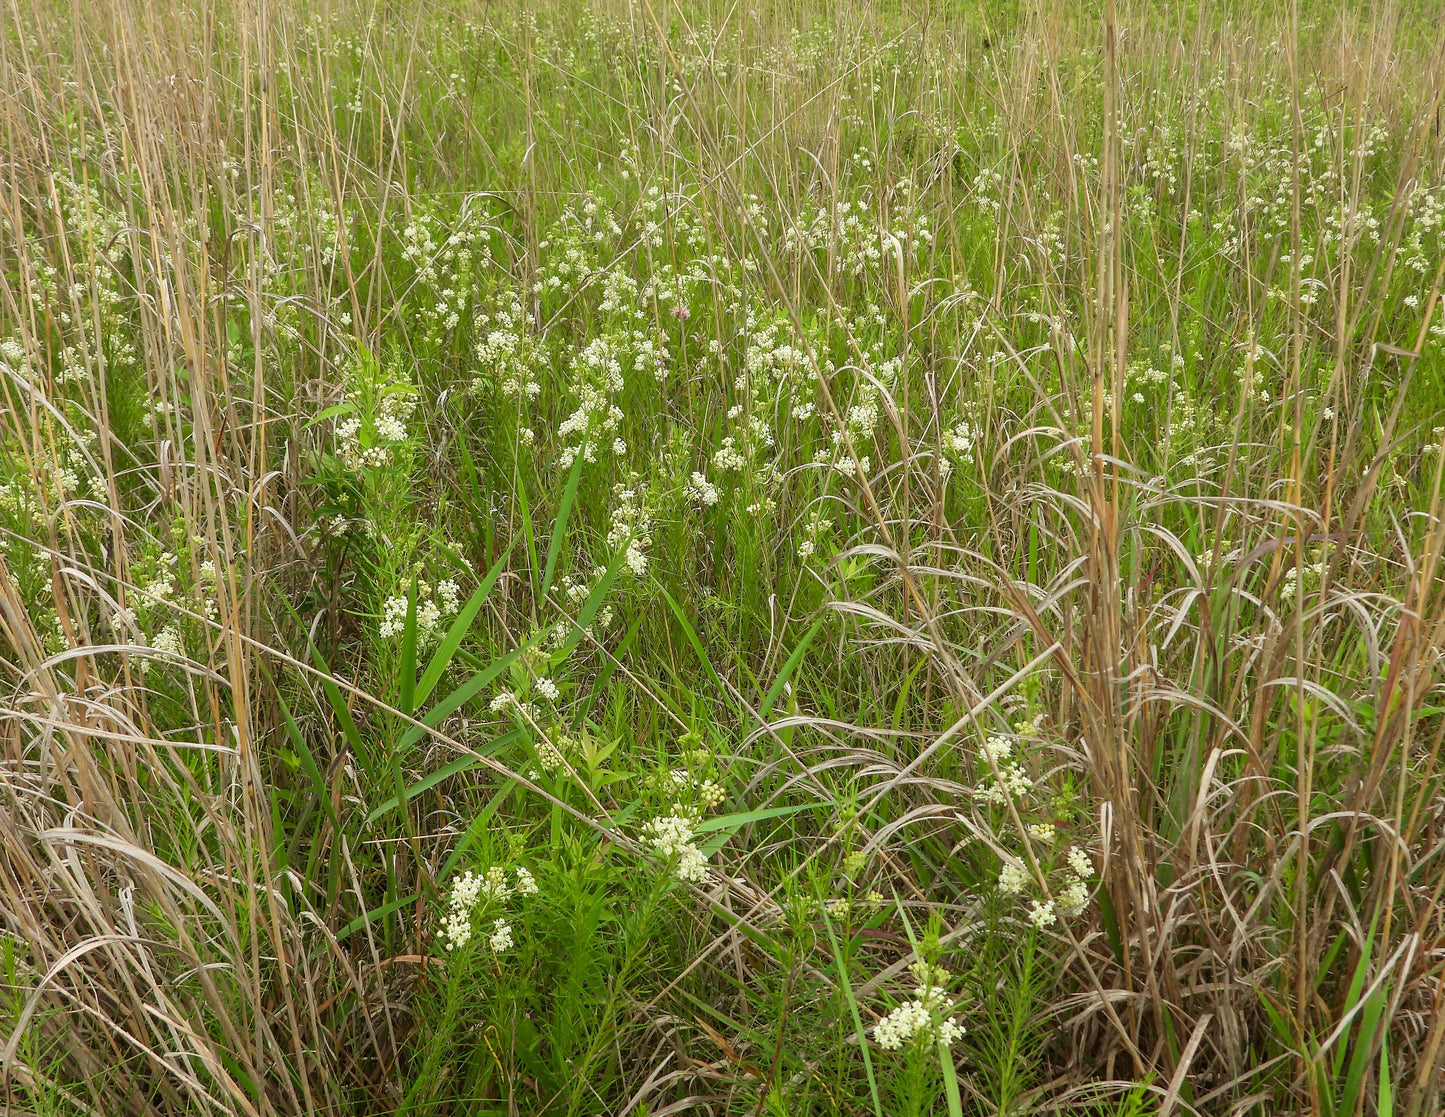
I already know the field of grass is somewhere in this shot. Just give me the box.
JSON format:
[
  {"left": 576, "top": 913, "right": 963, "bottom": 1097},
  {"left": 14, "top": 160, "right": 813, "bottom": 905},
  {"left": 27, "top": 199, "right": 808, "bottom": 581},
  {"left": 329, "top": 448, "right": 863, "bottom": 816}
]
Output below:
[{"left": 2, "top": 0, "right": 1444, "bottom": 1113}]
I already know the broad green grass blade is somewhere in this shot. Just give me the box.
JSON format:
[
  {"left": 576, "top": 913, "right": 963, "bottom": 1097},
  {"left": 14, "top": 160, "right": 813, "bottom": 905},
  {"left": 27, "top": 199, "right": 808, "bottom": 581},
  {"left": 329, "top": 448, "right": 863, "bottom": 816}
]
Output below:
[
  {"left": 366, "top": 729, "right": 521, "bottom": 824},
  {"left": 397, "top": 637, "right": 541, "bottom": 752},
  {"left": 332, "top": 894, "right": 416, "bottom": 946},
  {"left": 310, "top": 642, "right": 370, "bottom": 779},
  {"left": 540, "top": 452, "right": 585, "bottom": 603},
  {"left": 399, "top": 576, "right": 418, "bottom": 717},
  {"left": 658, "top": 583, "right": 727, "bottom": 698},
  {"left": 821, "top": 908, "right": 883, "bottom": 1117},
  {"left": 414, "top": 542, "right": 514, "bottom": 709},
  {"left": 939, "top": 1038, "right": 964, "bottom": 1117},
  {"left": 760, "top": 616, "right": 822, "bottom": 719}
]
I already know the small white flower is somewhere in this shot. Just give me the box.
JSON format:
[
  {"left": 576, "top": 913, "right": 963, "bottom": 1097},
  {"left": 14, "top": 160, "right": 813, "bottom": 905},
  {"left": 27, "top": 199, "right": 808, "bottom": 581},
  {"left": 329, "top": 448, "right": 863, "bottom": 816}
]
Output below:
[
  {"left": 1028, "top": 900, "right": 1057, "bottom": 928},
  {"left": 151, "top": 625, "right": 185, "bottom": 657},
  {"left": 937, "top": 1019, "right": 965, "bottom": 1045},
  {"left": 643, "top": 807, "right": 709, "bottom": 883},
  {"left": 872, "top": 984, "right": 964, "bottom": 1051},
  {"left": 489, "top": 918, "right": 513, "bottom": 952},
  {"left": 712, "top": 437, "right": 747, "bottom": 471},
  {"left": 440, "top": 871, "right": 484, "bottom": 951},
  {"left": 982, "top": 735, "right": 1013, "bottom": 763},
  {"left": 378, "top": 595, "right": 409, "bottom": 639},
  {"left": 513, "top": 866, "right": 539, "bottom": 895},
  {"left": 536, "top": 677, "right": 560, "bottom": 702},
  {"left": 376, "top": 413, "right": 408, "bottom": 442},
  {"left": 686, "top": 471, "right": 720, "bottom": 506},
  {"left": 1059, "top": 877, "right": 1089, "bottom": 915},
  {"left": 998, "top": 863, "right": 1028, "bottom": 894},
  {"left": 874, "top": 1001, "right": 933, "bottom": 1049},
  {"left": 984, "top": 763, "right": 1033, "bottom": 804}
]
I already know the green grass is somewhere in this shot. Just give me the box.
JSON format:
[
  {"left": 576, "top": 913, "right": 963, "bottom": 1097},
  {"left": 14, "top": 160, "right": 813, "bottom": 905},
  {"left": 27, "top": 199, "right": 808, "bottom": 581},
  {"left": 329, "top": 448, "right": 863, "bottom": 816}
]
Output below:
[{"left": 1, "top": 0, "right": 1444, "bottom": 1114}]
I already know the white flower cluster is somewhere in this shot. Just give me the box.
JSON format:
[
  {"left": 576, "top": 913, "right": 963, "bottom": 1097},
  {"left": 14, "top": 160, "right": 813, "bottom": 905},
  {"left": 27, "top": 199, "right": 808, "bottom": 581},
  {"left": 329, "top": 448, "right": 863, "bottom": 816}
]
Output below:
[
  {"left": 438, "top": 864, "right": 539, "bottom": 952},
  {"left": 607, "top": 485, "right": 652, "bottom": 576},
  {"left": 712, "top": 436, "right": 748, "bottom": 472},
  {"left": 642, "top": 807, "right": 708, "bottom": 883},
  {"left": 478, "top": 866, "right": 510, "bottom": 901},
  {"left": 662, "top": 769, "right": 726, "bottom": 810},
  {"left": 1058, "top": 846, "right": 1092, "bottom": 915},
  {"left": 831, "top": 454, "right": 872, "bottom": 478},
  {"left": 979, "top": 735, "right": 1033, "bottom": 804},
  {"left": 685, "top": 471, "right": 720, "bottom": 507},
  {"left": 557, "top": 338, "right": 625, "bottom": 467},
  {"left": 999, "top": 844, "right": 1092, "bottom": 920},
  {"left": 333, "top": 361, "right": 418, "bottom": 471},
  {"left": 150, "top": 625, "right": 185, "bottom": 658},
  {"left": 532, "top": 193, "right": 618, "bottom": 298},
  {"left": 396, "top": 206, "right": 493, "bottom": 334},
  {"left": 378, "top": 578, "right": 461, "bottom": 641},
  {"left": 1281, "top": 561, "right": 1326, "bottom": 597},
  {"left": 1029, "top": 900, "right": 1057, "bottom": 928},
  {"left": 998, "top": 862, "right": 1028, "bottom": 894},
  {"left": 488, "top": 689, "right": 540, "bottom": 721},
  {"left": 440, "top": 870, "right": 484, "bottom": 950},
  {"left": 873, "top": 969, "right": 963, "bottom": 1051},
  {"left": 942, "top": 420, "right": 981, "bottom": 464},
  {"left": 475, "top": 295, "right": 541, "bottom": 400},
  {"left": 535, "top": 730, "right": 575, "bottom": 771},
  {"left": 782, "top": 193, "right": 932, "bottom": 278}
]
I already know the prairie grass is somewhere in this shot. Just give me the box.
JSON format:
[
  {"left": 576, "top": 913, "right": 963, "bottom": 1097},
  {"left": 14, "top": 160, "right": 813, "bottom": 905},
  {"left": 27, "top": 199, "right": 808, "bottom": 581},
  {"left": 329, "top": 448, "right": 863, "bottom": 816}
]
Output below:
[{"left": 1, "top": 0, "right": 1444, "bottom": 1114}]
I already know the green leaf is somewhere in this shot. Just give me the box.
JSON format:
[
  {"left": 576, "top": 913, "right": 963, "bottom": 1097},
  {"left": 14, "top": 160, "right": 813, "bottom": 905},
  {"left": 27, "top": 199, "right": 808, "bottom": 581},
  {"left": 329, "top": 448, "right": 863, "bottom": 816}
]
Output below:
[
  {"left": 821, "top": 908, "right": 883, "bottom": 1117},
  {"left": 760, "top": 617, "right": 822, "bottom": 720},
  {"left": 658, "top": 583, "right": 727, "bottom": 699},
  {"left": 399, "top": 576, "right": 419, "bottom": 718},
  {"left": 541, "top": 451, "right": 585, "bottom": 604},
  {"left": 397, "top": 636, "right": 542, "bottom": 753},
  {"left": 366, "top": 730, "right": 521, "bottom": 824},
  {"left": 333, "top": 894, "right": 416, "bottom": 945},
  {"left": 552, "top": 544, "right": 628, "bottom": 659},
  {"left": 309, "top": 643, "right": 370, "bottom": 779},
  {"left": 891, "top": 654, "right": 929, "bottom": 733},
  {"left": 693, "top": 802, "right": 818, "bottom": 835},
  {"left": 939, "top": 1039, "right": 964, "bottom": 1117},
  {"left": 414, "top": 543, "right": 514, "bottom": 710},
  {"left": 304, "top": 401, "right": 353, "bottom": 428},
  {"left": 695, "top": 803, "right": 818, "bottom": 855}
]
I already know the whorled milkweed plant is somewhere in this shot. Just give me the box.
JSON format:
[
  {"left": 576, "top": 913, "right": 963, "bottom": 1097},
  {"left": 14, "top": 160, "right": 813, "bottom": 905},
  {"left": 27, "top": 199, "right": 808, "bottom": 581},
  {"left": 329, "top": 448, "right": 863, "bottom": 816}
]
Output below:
[{"left": 2, "top": 0, "right": 1445, "bottom": 1113}]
